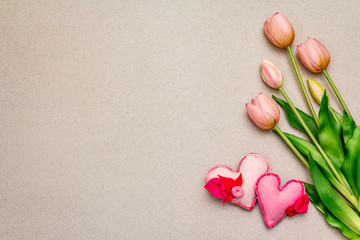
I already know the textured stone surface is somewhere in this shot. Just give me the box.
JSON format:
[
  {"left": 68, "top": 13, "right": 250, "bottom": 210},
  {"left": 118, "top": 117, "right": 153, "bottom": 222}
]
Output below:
[{"left": 1, "top": 1, "right": 360, "bottom": 239}]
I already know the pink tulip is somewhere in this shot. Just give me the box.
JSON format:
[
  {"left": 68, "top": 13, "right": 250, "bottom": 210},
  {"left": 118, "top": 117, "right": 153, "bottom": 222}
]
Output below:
[
  {"left": 246, "top": 93, "right": 280, "bottom": 129},
  {"left": 264, "top": 12, "right": 295, "bottom": 48},
  {"left": 297, "top": 38, "right": 331, "bottom": 73},
  {"left": 260, "top": 60, "right": 283, "bottom": 89}
]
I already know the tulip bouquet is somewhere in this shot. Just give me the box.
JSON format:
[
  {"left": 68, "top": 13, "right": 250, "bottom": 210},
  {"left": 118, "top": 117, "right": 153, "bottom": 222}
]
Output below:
[{"left": 246, "top": 12, "right": 360, "bottom": 239}]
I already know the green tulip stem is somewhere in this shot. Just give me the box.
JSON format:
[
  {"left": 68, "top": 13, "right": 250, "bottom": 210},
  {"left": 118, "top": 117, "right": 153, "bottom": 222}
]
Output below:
[
  {"left": 331, "top": 178, "right": 359, "bottom": 209},
  {"left": 322, "top": 69, "right": 353, "bottom": 119},
  {"left": 273, "top": 125, "right": 309, "bottom": 169},
  {"left": 286, "top": 46, "right": 319, "bottom": 128},
  {"left": 328, "top": 106, "right": 342, "bottom": 127},
  {"left": 278, "top": 87, "right": 349, "bottom": 190}
]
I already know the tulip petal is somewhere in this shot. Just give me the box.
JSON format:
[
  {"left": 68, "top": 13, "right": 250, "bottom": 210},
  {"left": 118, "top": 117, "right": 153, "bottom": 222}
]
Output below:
[
  {"left": 246, "top": 93, "right": 280, "bottom": 129},
  {"left": 297, "top": 43, "right": 321, "bottom": 73},
  {"left": 264, "top": 20, "right": 274, "bottom": 43},
  {"left": 313, "top": 38, "right": 331, "bottom": 69},
  {"left": 308, "top": 78, "right": 326, "bottom": 104},
  {"left": 264, "top": 13, "right": 294, "bottom": 48},
  {"left": 260, "top": 60, "right": 283, "bottom": 89},
  {"left": 246, "top": 103, "right": 273, "bottom": 129},
  {"left": 306, "top": 39, "right": 323, "bottom": 72},
  {"left": 297, "top": 38, "right": 331, "bottom": 73},
  {"left": 257, "top": 93, "right": 280, "bottom": 122}
]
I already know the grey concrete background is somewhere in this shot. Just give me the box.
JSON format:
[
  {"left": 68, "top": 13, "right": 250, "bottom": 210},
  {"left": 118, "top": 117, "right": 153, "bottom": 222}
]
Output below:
[{"left": 1, "top": 1, "right": 360, "bottom": 239}]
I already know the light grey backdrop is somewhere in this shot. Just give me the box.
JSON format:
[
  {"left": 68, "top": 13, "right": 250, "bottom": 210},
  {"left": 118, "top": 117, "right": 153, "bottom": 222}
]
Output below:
[{"left": 1, "top": 1, "right": 360, "bottom": 239}]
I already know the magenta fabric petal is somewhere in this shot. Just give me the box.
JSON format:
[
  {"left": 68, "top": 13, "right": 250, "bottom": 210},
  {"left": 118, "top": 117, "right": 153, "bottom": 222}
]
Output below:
[
  {"left": 294, "top": 194, "right": 309, "bottom": 214},
  {"left": 204, "top": 178, "right": 227, "bottom": 199}
]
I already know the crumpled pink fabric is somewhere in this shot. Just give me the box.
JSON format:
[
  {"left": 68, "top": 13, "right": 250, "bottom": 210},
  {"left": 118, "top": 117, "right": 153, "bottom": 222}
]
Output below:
[
  {"left": 204, "top": 178, "right": 228, "bottom": 199},
  {"left": 294, "top": 194, "right": 309, "bottom": 213}
]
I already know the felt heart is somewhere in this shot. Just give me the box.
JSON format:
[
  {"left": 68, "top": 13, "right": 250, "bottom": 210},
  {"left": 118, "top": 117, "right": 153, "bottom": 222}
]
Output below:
[
  {"left": 204, "top": 153, "right": 269, "bottom": 210},
  {"left": 256, "top": 173, "right": 305, "bottom": 228}
]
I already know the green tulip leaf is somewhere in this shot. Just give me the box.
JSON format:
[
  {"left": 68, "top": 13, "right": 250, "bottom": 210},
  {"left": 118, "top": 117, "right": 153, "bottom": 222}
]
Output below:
[
  {"left": 331, "top": 107, "right": 343, "bottom": 126},
  {"left": 284, "top": 133, "right": 334, "bottom": 181},
  {"left": 341, "top": 125, "right": 360, "bottom": 199},
  {"left": 304, "top": 182, "right": 360, "bottom": 240},
  {"left": 341, "top": 126, "right": 360, "bottom": 198},
  {"left": 272, "top": 95, "right": 318, "bottom": 140},
  {"left": 286, "top": 132, "right": 352, "bottom": 201},
  {"left": 318, "top": 91, "right": 344, "bottom": 170},
  {"left": 309, "top": 155, "right": 360, "bottom": 235},
  {"left": 342, "top": 110, "right": 356, "bottom": 145}
]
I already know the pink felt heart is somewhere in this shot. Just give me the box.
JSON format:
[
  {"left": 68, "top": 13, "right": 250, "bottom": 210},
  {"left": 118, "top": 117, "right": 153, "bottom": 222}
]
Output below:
[
  {"left": 205, "top": 153, "right": 269, "bottom": 210},
  {"left": 256, "top": 173, "right": 305, "bottom": 228}
]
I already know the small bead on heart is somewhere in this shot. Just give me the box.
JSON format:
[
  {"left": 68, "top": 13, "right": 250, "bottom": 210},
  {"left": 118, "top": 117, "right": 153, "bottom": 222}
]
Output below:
[{"left": 231, "top": 186, "right": 244, "bottom": 198}]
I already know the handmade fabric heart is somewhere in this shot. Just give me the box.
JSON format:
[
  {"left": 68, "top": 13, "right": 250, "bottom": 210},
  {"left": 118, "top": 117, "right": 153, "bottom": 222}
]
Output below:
[
  {"left": 204, "top": 153, "right": 269, "bottom": 210},
  {"left": 256, "top": 173, "right": 308, "bottom": 228}
]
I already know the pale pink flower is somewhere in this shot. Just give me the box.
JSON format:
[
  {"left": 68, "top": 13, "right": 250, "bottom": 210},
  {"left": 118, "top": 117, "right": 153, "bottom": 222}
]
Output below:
[
  {"left": 246, "top": 93, "right": 280, "bottom": 130},
  {"left": 260, "top": 60, "right": 283, "bottom": 89},
  {"left": 297, "top": 38, "right": 331, "bottom": 73},
  {"left": 264, "top": 12, "right": 295, "bottom": 48}
]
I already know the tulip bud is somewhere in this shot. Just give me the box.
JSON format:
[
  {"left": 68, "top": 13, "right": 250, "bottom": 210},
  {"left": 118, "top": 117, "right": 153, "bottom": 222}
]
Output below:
[
  {"left": 308, "top": 78, "right": 329, "bottom": 104},
  {"left": 260, "top": 60, "right": 283, "bottom": 89},
  {"left": 297, "top": 38, "right": 331, "bottom": 73},
  {"left": 264, "top": 12, "right": 295, "bottom": 48},
  {"left": 246, "top": 93, "right": 280, "bottom": 129}
]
